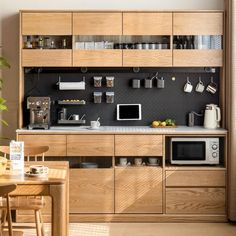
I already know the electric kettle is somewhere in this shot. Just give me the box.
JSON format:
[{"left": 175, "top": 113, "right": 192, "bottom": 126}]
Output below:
[{"left": 203, "top": 104, "right": 221, "bottom": 129}]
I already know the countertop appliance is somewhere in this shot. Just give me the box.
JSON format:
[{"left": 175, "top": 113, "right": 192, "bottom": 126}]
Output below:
[
  {"left": 204, "top": 104, "right": 221, "bottom": 129},
  {"left": 170, "top": 137, "right": 219, "bottom": 165},
  {"left": 27, "top": 97, "right": 50, "bottom": 130}
]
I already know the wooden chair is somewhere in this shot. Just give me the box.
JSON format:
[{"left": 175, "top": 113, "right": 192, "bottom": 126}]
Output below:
[
  {"left": 0, "top": 184, "right": 24, "bottom": 236},
  {"left": 0, "top": 146, "right": 49, "bottom": 236}
]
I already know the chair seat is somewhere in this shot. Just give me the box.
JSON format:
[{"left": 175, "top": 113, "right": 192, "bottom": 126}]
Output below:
[
  {"left": 0, "top": 197, "right": 45, "bottom": 210},
  {"left": 2, "top": 231, "right": 24, "bottom": 236}
]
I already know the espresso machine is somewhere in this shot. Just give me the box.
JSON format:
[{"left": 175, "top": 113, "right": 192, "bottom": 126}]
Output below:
[{"left": 27, "top": 97, "right": 51, "bottom": 129}]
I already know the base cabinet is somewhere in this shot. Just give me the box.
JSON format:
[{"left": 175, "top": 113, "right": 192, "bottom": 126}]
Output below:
[{"left": 115, "top": 167, "right": 163, "bottom": 213}]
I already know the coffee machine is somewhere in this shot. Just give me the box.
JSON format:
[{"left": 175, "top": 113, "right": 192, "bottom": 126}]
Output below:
[{"left": 27, "top": 97, "right": 51, "bottom": 129}]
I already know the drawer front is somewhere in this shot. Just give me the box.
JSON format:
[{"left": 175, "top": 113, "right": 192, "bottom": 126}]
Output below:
[
  {"left": 22, "top": 49, "right": 72, "bottom": 67},
  {"left": 115, "top": 167, "right": 163, "bottom": 213},
  {"left": 173, "top": 50, "right": 223, "bottom": 67},
  {"left": 21, "top": 12, "right": 72, "bottom": 35},
  {"left": 73, "top": 50, "right": 122, "bottom": 67},
  {"left": 73, "top": 13, "right": 122, "bottom": 35},
  {"left": 70, "top": 169, "right": 114, "bottom": 213},
  {"left": 115, "top": 135, "right": 163, "bottom": 156},
  {"left": 67, "top": 135, "right": 114, "bottom": 156},
  {"left": 173, "top": 12, "right": 223, "bottom": 35},
  {"left": 123, "top": 13, "right": 172, "bottom": 35},
  {"left": 166, "top": 170, "right": 226, "bottom": 187},
  {"left": 17, "top": 134, "right": 66, "bottom": 156},
  {"left": 123, "top": 50, "right": 172, "bottom": 67},
  {"left": 166, "top": 188, "right": 226, "bottom": 214}
]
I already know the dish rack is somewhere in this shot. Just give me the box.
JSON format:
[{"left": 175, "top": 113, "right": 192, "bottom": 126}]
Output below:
[{"left": 57, "top": 76, "right": 85, "bottom": 90}]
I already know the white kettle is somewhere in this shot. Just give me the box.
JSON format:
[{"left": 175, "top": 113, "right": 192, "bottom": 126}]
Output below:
[{"left": 204, "top": 104, "right": 221, "bottom": 129}]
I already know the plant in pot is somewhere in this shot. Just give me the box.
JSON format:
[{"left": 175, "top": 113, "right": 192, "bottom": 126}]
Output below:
[{"left": 0, "top": 54, "right": 10, "bottom": 175}]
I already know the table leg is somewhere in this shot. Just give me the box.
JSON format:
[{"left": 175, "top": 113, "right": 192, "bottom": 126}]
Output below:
[{"left": 50, "top": 184, "right": 68, "bottom": 236}]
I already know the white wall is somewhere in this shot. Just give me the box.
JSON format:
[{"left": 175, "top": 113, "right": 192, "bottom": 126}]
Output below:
[{"left": 0, "top": 0, "right": 224, "bottom": 142}]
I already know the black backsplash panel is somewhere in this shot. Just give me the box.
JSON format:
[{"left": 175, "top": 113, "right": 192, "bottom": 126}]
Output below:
[{"left": 23, "top": 67, "right": 220, "bottom": 126}]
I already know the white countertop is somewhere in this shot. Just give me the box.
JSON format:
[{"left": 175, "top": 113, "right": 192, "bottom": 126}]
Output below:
[{"left": 16, "top": 126, "right": 227, "bottom": 135}]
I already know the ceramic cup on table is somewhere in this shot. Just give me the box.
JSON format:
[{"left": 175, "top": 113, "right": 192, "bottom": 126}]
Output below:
[
  {"left": 119, "top": 158, "right": 128, "bottom": 166},
  {"left": 90, "top": 121, "right": 100, "bottom": 129},
  {"left": 30, "top": 165, "right": 48, "bottom": 175},
  {"left": 134, "top": 158, "right": 142, "bottom": 166}
]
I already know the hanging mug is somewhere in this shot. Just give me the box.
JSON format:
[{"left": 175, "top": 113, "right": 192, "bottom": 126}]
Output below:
[
  {"left": 206, "top": 77, "right": 217, "bottom": 94},
  {"left": 195, "top": 77, "right": 205, "bottom": 93},
  {"left": 184, "top": 77, "right": 193, "bottom": 93}
]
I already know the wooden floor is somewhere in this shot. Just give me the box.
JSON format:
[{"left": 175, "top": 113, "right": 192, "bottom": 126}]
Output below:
[{"left": 20, "top": 222, "right": 236, "bottom": 236}]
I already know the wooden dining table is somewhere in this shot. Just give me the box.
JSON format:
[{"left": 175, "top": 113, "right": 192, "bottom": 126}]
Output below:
[{"left": 0, "top": 161, "right": 69, "bottom": 236}]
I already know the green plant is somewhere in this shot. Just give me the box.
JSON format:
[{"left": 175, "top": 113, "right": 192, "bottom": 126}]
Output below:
[{"left": 0, "top": 56, "right": 10, "bottom": 126}]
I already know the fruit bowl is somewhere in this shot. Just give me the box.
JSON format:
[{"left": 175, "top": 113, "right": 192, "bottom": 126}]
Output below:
[
  {"left": 0, "top": 156, "right": 8, "bottom": 175},
  {"left": 151, "top": 119, "right": 176, "bottom": 128}
]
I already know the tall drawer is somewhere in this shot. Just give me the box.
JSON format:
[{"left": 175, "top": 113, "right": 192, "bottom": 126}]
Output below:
[
  {"left": 67, "top": 135, "right": 114, "bottom": 156},
  {"left": 166, "top": 170, "right": 226, "bottom": 187},
  {"left": 115, "top": 135, "right": 163, "bottom": 156}
]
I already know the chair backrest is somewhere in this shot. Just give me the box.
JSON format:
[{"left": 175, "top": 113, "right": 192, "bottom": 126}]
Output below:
[{"left": 0, "top": 145, "right": 49, "bottom": 162}]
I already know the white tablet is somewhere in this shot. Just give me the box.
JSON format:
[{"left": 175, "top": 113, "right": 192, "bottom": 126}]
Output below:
[{"left": 117, "top": 104, "right": 142, "bottom": 121}]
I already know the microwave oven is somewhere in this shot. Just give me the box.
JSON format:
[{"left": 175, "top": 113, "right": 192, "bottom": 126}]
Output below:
[{"left": 170, "top": 137, "right": 219, "bottom": 165}]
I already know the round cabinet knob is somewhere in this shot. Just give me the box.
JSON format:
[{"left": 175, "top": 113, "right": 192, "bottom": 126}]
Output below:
[
  {"left": 212, "top": 144, "right": 218, "bottom": 150},
  {"left": 212, "top": 152, "right": 218, "bottom": 158}
]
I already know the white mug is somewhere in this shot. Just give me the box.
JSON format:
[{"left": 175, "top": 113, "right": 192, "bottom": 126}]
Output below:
[
  {"left": 134, "top": 158, "right": 142, "bottom": 166},
  {"left": 30, "top": 165, "right": 48, "bottom": 174},
  {"left": 195, "top": 80, "right": 205, "bottom": 93},
  {"left": 184, "top": 80, "right": 193, "bottom": 93},
  {"left": 90, "top": 121, "right": 100, "bottom": 129},
  {"left": 148, "top": 157, "right": 159, "bottom": 165},
  {"left": 119, "top": 158, "right": 127, "bottom": 166}
]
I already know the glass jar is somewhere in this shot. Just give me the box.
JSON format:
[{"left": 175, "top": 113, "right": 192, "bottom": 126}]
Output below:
[
  {"left": 106, "top": 76, "right": 114, "bottom": 87},
  {"left": 94, "top": 76, "right": 102, "bottom": 87},
  {"left": 106, "top": 92, "right": 114, "bottom": 103},
  {"left": 94, "top": 92, "right": 102, "bottom": 103}
]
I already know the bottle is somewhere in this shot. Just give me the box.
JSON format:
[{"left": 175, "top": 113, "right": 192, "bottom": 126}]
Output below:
[
  {"left": 38, "top": 36, "right": 44, "bottom": 49},
  {"left": 62, "top": 38, "right": 67, "bottom": 49}
]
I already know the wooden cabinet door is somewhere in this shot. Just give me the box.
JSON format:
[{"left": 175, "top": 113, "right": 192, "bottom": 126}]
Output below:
[
  {"left": 22, "top": 49, "right": 72, "bottom": 67},
  {"left": 21, "top": 12, "right": 72, "bottom": 35},
  {"left": 173, "top": 12, "right": 223, "bottom": 35},
  {"left": 115, "top": 135, "right": 163, "bottom": 156},
  {"left": 123, "top": 50, "right": 172, "bottom": 67},
  {"left": 73, "top": 50, "right": 122, "bottom": 67},
  {"left": 73, "top": 12, "right": 122, "bottom": 35},
  {"left": 70, "top": 169, "right": 114, "bottom": 213},
  {"left": 67, "top": 135, "right": 114, "bottom": 156},
  {"left": 115, "top": 167, "right": 163, "bottom": 213},
  {"left": 17, "top": 134, "right": 66, "bottom": 156},
  {"left": 123, "top": 12, "right": 172, "bottom": 35},
  {"left": 166, "top": 188, "right": 226, "bottom": 214}
]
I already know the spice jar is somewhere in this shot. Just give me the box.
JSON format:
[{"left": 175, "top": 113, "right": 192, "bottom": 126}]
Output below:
[
  {"left": 94, "top": 76, "right": 102, "bottom": 87},
  {"left": 106, "top": 92, "right": 114, "bottom": 103},
  {"left": 106, "top": 76, "right": 114, "bottom": 87},
  {"left": 94, "top": 92, "right": 102, "bottom": 103}
]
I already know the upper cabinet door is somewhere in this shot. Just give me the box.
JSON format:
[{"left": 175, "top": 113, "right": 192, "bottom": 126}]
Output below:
[
  {"left": 21, "top": 12, "right": 72, "bottom": 35},
  {"left": 123, "top": 13, "right": 172, "bottom": 35},
  {"left": 73, "top": 13, "right": 122, "bottom": 35},
  {"left": 173, "top": 12, "right": 223, "bottom": 35}
]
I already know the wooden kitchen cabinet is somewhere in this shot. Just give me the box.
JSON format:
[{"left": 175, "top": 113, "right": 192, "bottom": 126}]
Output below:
[
  {"left": 67, "top": 135, "right": 114, "bottom": 156},
  {"left": 17, "top": 134, "right": 66, "bottom": 156},
  {"left": 123, "top": 12, "right": 172, "bottom": 35},
  {"left": 22, "top": 49, "right": 72, "bottom": 67},
  {"left": 70, "top": 169, "right": 114, "bottom": 213},
  {"left": 73, "top": 12, "right": 122, "bottom": 35},
  {"left": 21, "top": 12, "right": 72, "bottom": 35},
  {"left": 73, "top": 50, "right": 122, "bottom": 67},
  {"left": 115, "top": 135, "right": 163, "bottom": 156},
  {"left": 115, "top": 167, "right": 163, "bottom": 213},
  {"left": 166, "top": 188, "right": 225, "bottom": 214}
]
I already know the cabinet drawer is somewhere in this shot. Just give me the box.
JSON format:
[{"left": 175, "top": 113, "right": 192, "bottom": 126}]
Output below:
[
  {"left": 115, "top": 167, "right": 163, "bottom": 213},
  {"left": 17, "top": 134, "right": 66, "bottom": 156},
  {"left": 173, "top": 13, "right": 223, "bottom": 35},
  {"left": 166, "top": 170, "right": 226, "bottom": 187},
  {"left": 67, "top": 135, "right": 114, "bottom": 156},
  {"left": 70, "top": 169, "right": 114, "bottom": 213},
  {"left": 22, "top": 49, "right": 72, "bottom": 67},
  {"left": 73, "top": 12, "right": 122, "bottom": 35},
  {"left": 166, "top": 188, "right": 225, "bottom": 214},
  {"left": 21, "top": 12, "right": 72, "bottom": 35},
  {"left": 73, "top": 50, "right": 122, "bottom": 67},
  {"left": 123, "top": 13, "right": 172, "bottom": 35},
  {"left": 123, "top": 50, "right": 172, "bottom": 67},
  {"left": 173, "top": 50, "right": 223, "bottom": 67},
  {"left": 115, "top": 135, "right": 163, "bottom": 156}
]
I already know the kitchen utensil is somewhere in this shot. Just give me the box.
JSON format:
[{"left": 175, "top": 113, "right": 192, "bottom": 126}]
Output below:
[
  {"left": 206, "top": 77, "right": 217, "bottom": 94},
  {"left": 195, "top": 77, "right": 205, "bottom": 93},
  {"left": 184, "top": 77, "right": 193, "bottom": 93},
  {"left": 204, "top": 104, "right": 221, "bottom": 129},
  {"left": 157, "top": 77, "right": 165, "bottom": 88},
  {"left": 188, "top": 111, "right": 203, "bottom": 127},
  {"left": 58, "top": 107, "right": 67, "bottom": 120}
]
